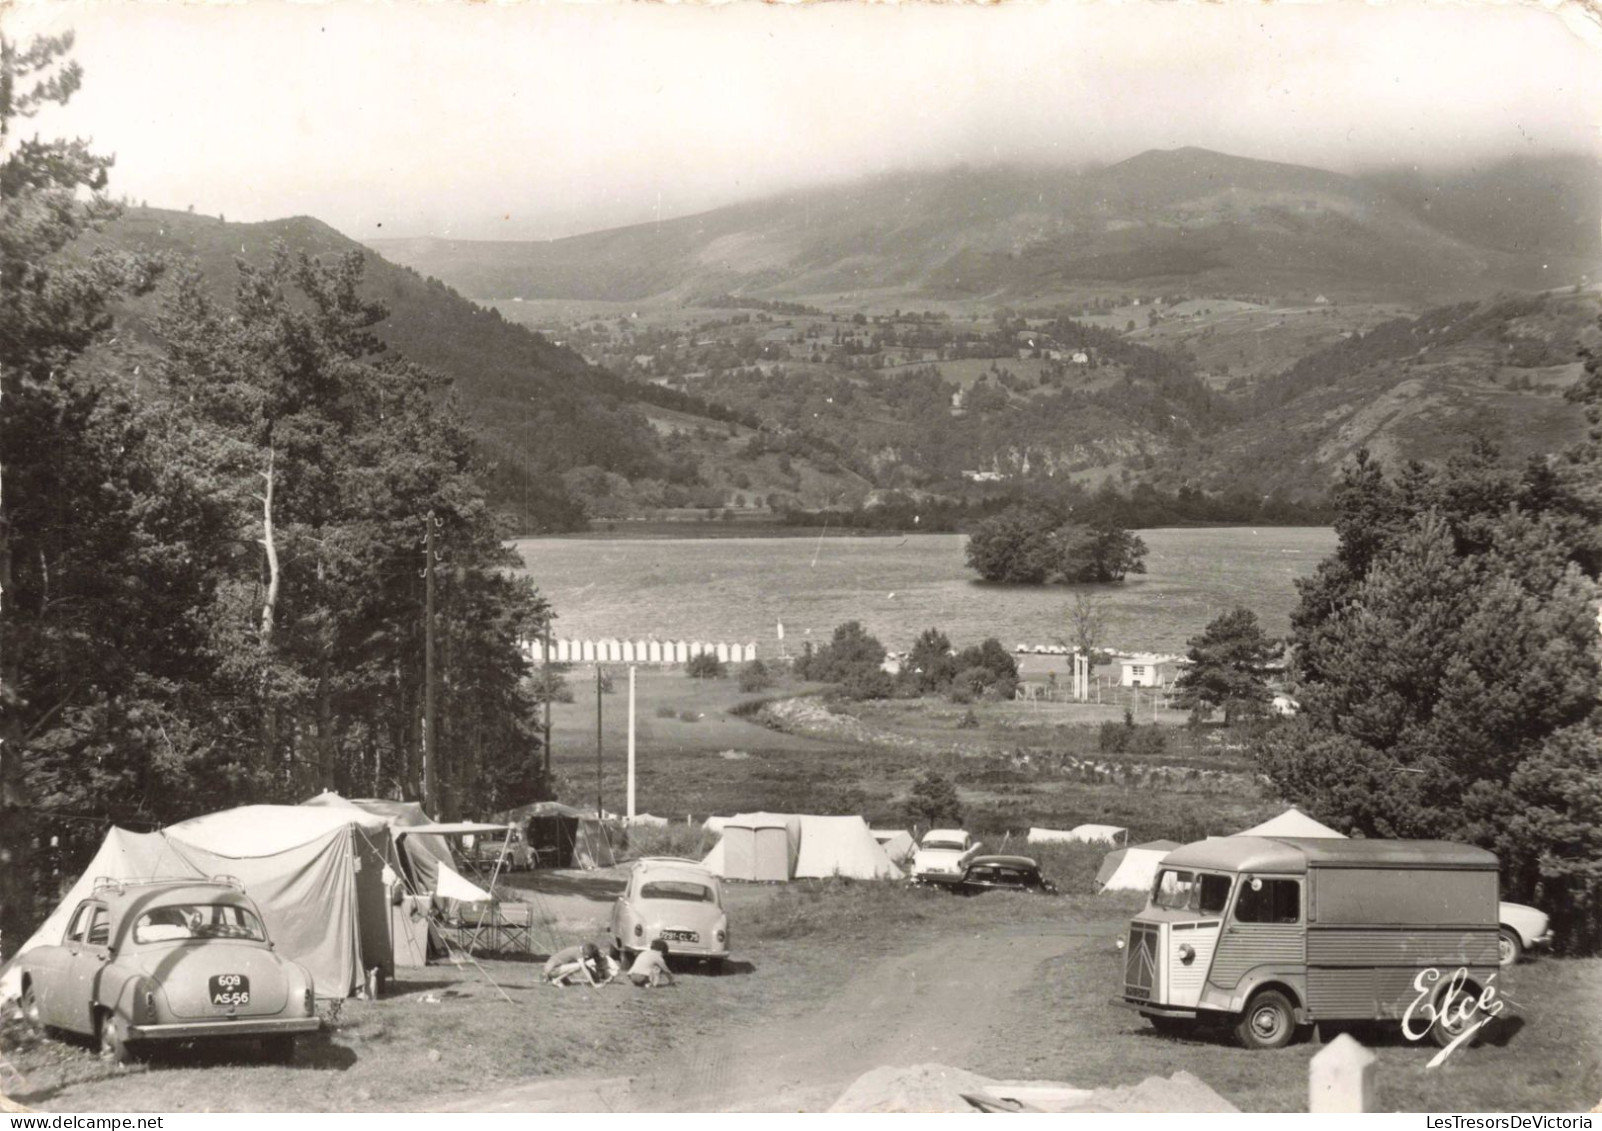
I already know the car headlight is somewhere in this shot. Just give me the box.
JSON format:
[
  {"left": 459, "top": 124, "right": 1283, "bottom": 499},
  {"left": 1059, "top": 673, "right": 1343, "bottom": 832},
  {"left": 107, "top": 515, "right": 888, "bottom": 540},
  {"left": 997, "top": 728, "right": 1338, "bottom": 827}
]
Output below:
[{"left": 716, "top": 928, "right": 726, "bottom": 944}]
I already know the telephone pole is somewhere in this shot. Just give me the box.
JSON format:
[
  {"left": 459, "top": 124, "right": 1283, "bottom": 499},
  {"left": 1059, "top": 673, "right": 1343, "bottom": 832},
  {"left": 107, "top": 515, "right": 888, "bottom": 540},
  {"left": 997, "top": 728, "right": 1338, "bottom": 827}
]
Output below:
[
  {"left": 423, "top": 512, "right": 438, "bottom": 813},
  {"left": 595, "top": 665, "right": 604, "bottom": 818}
]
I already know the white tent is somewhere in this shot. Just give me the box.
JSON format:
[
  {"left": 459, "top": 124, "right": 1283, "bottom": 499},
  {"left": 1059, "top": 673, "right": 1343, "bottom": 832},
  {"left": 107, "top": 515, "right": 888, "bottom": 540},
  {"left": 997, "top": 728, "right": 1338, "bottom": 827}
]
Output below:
[
  {"left": 303, "top": 791, "right": 456, "bottom": 892},
  {"left": 1096, "top": 840, "right": 1182, "bottom": 893},
  {"left": 1234, "top": 808, "right": 1346, "bottom": 839},
  {"left": 1, "top": 805, "right": 397, "bottom": 1003},
  {"left": 703, "top": 814, "right": 903, "bottom": 881},
  {"left": 871, "top": 829, "right": 917, "bottom": 866},
  {"left": 1029, "top": 824, "right": 1128, "bottom": 846},
  {"left": 794, "top": 816, "right": 904, "bottom": 880},
  {"left": 703, "top": 815, "right": 732, "bottom": 835}
]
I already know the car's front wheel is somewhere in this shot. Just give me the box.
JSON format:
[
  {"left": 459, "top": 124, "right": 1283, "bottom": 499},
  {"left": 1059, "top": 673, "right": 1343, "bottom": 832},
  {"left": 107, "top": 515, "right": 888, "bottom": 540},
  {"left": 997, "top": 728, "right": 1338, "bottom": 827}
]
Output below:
[
  {"left": 1235, "top": 990, "right": 1297, "bottom": 1050},
  {"left": 20, "top": 980, "right": 43, "bottom": 1032},
  {"left": 98, "top": 1012, "right": 134, "bottom": 1065},
  {"left": 1497, "top": 928, "right": 1523, "bottom": 967}
]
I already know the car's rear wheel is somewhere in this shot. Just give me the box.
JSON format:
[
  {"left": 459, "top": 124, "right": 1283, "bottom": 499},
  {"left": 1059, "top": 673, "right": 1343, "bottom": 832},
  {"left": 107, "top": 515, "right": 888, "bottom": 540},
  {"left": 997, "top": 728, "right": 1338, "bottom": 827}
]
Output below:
[
  {"left": 260, "top": 1035, "right": 297, "bottom": 1063},
  {"left": 98, "top": 1012, "right": 134, "bottom": 1065},
  {"left": 20, "top": 980, "right": 43, "bottom": 1032},
  {"left": 1235, "top": 990, "right": 1297, "bottom": 1050},
  {"left": 1497, "top": 928, "right": 1523, "bottom": 967}
]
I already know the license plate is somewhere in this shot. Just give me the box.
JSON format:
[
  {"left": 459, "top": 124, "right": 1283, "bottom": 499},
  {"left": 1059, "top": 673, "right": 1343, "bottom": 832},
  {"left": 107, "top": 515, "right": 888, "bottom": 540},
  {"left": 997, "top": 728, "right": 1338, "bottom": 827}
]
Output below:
[
  {"left": 209, "top": 973, "right": 251, "bottom": 1007},
  {"left": 660, "top": 929, "right": 698, "bottom": 943}
]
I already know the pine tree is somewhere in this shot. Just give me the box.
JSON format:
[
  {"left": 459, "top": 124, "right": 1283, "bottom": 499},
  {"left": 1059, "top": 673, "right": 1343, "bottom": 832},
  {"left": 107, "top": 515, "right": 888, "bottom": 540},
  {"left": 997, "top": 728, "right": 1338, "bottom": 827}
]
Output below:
[{"left": 1172, "top": 607, "right": 1276, "bottom": 724}]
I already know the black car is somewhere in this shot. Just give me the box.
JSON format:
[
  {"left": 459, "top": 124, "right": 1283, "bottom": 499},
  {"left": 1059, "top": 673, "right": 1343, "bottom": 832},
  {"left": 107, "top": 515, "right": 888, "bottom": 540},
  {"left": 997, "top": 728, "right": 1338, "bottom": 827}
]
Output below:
[{"left": 953, "top": 854, "right": 1056, "bottom": 895}]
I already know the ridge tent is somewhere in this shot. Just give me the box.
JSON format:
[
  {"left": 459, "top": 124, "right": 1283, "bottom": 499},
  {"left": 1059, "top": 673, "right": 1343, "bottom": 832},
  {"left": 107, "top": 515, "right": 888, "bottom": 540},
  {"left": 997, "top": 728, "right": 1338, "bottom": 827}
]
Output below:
[
  {"left": 1233, "top": 808, "right": 1346, "bottom": 839},
  {"left": 0, "top": 806, "right": 397, "bottom": 1003},
  {"left": 302, "top": 791, "right": 456, "bottom": 893},
  {"left": 794, "top": 816, "right": 904, "bottom": 881},
  {"left": 1095, "top": 840, "right": 1182, "bottom": 893},
  {"left": 704, "top": 813, "right": 801, "bottom": 881},
  {"left": 158, "top": 805, "right": 397, "bottom": 996},
  {"left": 871, "top": 829, "right": 917, "bottom": 867},
  {"left": 492, "top": 801, "right": 618, "bottom": 870}
]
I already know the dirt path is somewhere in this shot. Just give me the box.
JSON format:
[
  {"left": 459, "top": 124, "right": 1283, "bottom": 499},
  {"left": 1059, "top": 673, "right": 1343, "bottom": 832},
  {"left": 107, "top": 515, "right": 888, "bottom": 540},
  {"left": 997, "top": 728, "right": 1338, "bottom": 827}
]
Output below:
[{"left": 442, "top": 922, "right": 1096, "bottom": 1113}]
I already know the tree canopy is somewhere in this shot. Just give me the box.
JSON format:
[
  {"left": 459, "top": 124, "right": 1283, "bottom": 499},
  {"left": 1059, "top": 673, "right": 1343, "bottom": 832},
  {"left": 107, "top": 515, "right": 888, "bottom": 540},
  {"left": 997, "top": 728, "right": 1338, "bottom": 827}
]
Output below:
[
  {"left": 965, "top": 505, "right": 1147, "bottom": 584},
  {"left": 1171, "top": 607, "right": 1276, "bottom": 724}
]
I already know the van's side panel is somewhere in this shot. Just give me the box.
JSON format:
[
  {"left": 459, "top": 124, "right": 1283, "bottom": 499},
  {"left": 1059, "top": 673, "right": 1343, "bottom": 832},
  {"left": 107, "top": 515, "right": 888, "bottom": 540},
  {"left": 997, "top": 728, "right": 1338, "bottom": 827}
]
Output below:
[{"left": 1206, "top": 924, "right": 1302, "bottom": 990}]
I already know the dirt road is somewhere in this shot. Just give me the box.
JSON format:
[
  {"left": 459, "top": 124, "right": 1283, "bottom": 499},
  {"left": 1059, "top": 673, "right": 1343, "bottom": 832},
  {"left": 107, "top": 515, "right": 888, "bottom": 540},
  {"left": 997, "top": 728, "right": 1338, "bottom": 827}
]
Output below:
[{"left": 442, "top": 921, "right": 1103, "bottom": 1113}]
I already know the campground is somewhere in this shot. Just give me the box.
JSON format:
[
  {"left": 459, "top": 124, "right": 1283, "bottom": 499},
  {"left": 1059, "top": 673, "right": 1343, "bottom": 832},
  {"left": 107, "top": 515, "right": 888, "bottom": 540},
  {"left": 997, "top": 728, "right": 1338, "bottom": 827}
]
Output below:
[
  {"left": 5, "top": 669, "right": 1601, "bottom": 1112},
  {"left": 5, "top": 868, "right": 1599, "bottom": 1113}
]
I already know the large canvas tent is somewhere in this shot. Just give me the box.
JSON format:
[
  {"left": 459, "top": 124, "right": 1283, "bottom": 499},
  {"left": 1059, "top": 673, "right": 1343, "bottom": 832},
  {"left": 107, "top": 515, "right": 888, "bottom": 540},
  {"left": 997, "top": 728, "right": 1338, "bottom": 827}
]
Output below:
[
  {"left": 1234, "top": 808, "right": 1346, "bottom": 839},
  {"left": 704, "top": 814, "right": 903, "bottom": 881},
  {"left": 703, "top": 813, "right": 801, "bottom": 881},
  {"left": 0, "top": 806, "right": 396, "bottom": 1003},
  {"left": 1095, "top": 840, "right": 1182, "bottom": 893},
  {"left": 871, "top": 829, "right": 917, "bottom": 867},
  {"left": 492, "top": 801, "right": 618, "bottom": 869},
  {"left": 303, "top": 791, "right": 456, "bottom": 892}
]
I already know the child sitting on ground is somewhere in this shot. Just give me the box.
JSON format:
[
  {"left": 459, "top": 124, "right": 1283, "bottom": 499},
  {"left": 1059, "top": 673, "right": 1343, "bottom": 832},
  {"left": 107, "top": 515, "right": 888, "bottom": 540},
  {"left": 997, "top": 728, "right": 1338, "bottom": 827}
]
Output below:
[{"left": 627, "top": 939, "right": 675, "bottom": 988}]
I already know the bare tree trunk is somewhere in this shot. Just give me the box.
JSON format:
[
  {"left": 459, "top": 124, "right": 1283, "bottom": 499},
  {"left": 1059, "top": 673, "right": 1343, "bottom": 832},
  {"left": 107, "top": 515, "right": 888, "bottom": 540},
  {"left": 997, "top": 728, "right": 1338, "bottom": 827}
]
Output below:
[
  {"left": 0, "top": 426, "right": 36, "bottom": 958},
  {"left": 259, "top": 447, "right": 279, "bottom": 646}
]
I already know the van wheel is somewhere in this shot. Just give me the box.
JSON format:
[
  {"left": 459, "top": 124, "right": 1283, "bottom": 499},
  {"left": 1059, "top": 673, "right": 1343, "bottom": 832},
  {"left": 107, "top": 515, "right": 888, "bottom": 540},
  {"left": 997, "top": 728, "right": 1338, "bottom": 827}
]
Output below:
[
  {"left": 98, "top": 1012, "right": 134, "bottom": 1065},
  {"left": 1236, "top": 990, "right": 1297, "bottom": 1050},
  {"left": 1497, "top": 928, "right": 1523, "bottom": 967},
  {"left": 1430, "top": 984, "right": 1484, "bottom": 1050}
]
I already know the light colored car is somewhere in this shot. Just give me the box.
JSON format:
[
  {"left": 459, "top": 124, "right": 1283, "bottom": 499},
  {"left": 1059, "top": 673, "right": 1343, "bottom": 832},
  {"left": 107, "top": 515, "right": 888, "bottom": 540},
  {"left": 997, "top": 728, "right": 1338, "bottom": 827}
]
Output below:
[
  {"left": 610, "top": 858, "right": 730, "bottom": 973},
  {"left": 472, "top": 827, "right": 535, "bottom": 871},
  {"left": 18, "top": 878, "right": 319, "bottom": 1063},
  {"left": 1498, "top": 901, "right": 1553, "bottom": 966},
  {"left": 909, "top": 829, "right": 981, "bottom": 884}
]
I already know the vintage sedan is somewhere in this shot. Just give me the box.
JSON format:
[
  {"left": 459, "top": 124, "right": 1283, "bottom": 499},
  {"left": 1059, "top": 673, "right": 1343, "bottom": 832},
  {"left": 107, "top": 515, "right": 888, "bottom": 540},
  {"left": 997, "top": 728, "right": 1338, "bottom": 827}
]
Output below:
[
  {"left": 610, "top": 857, "right": 730, "bottom": 973},
  {"left": 1498, "top": 901, "right": 1554, "bottom": 966},
  {"left": 953, "top": 855, "right": 1057, "bottom": 896},
  {"left": 909, "top": 829, "right": 981, "bottom": 885},
  {"left": 18, "top": 878, "right": 319, "bottom": 1063}
]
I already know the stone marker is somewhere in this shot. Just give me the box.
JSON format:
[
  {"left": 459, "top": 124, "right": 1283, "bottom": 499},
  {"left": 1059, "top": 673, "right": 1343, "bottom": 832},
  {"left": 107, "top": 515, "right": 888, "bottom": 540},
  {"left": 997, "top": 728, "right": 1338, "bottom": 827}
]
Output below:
[{"left": 1309, "top": 1032, "right": 1375, "bottom": 1113}]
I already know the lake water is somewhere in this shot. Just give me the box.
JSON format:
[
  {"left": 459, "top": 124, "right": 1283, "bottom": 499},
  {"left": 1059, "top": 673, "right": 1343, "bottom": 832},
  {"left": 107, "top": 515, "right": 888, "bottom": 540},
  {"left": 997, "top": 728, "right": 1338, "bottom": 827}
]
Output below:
[{"left": 511, "top": 528, "right": 1336, "bottom": 656}]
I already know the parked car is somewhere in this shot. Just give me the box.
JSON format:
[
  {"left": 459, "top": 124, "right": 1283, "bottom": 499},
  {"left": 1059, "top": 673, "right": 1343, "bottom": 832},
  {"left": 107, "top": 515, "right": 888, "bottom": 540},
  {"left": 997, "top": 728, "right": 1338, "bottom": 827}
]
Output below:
[
  {"left": 953, "top": 855, "right": 1057, "bottom": 896},
  {"left": 1498, "top": 901, "right": 1554, "bottom": 966},
  {"left": 909, "top": 829, "right": 982, "bottom": 885},
  {"left": 471, "top": 826, "right": 535, "bottom": 871},
  {"left": 18, "top": 878, "right": 319, "bottom": 1063},
  {"left": 610, "top": 857, "right": 730, "bottom": 973}
]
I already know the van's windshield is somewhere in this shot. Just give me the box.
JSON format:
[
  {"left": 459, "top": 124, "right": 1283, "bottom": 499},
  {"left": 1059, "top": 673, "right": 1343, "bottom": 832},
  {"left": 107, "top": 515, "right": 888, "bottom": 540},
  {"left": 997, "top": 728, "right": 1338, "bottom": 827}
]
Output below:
[{"left": 1152, "top": 869, "right": 1233, "bottom": 914}]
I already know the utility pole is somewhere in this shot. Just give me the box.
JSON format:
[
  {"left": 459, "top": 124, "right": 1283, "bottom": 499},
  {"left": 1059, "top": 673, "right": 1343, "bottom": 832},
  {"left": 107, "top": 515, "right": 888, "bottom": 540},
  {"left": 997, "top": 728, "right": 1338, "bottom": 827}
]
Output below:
[
  {"left": 627, "top": 666, "right": 637, "bottom": 822},
  {"left": 595, "top": 665, "right": 604, "bottom": 819},
  {"left": 542, "top": 621, "right": 553, "bottom": 779},
  {"left": 423, "top": 512, "right": 437, "bottom": 812}
]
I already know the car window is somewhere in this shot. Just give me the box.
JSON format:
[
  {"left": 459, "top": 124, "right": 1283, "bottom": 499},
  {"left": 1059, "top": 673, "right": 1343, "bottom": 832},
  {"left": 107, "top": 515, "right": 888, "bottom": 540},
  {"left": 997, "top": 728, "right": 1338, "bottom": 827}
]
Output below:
[
  {"left": 1233, "top": 878, "right": 1301, "bottom": 925},
  {"left": 640, "top": 880, "right": 712, "bottom": 902},
  {"left": 65, "top": 902, "right": 93, "bottom": 944},
  {"left": 133, "top": 903, "right": 267, "bottom": 944},
  {"left": 968, "top": 867, "right": 998, "bottom": 882},
  {"left": 86, "top": 906, "right": 111, "bottom": 947},
  {"left": 1153, "top": 869, "right": 1233, "bottom": 915}
]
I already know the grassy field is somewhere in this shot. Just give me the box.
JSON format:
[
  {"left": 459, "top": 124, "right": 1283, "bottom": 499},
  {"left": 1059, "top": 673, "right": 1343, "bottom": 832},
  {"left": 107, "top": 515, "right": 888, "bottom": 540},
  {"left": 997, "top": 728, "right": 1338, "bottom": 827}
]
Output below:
[{"left": 545, "top": 665, "right": 1275, "bottom": 844}]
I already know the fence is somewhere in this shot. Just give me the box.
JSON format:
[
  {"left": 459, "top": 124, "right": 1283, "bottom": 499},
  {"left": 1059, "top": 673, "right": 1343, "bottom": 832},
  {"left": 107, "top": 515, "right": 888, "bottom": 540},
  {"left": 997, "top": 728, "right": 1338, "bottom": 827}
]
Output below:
[{"left": 521, "top": 638, "right": 760, "bottom": 665}]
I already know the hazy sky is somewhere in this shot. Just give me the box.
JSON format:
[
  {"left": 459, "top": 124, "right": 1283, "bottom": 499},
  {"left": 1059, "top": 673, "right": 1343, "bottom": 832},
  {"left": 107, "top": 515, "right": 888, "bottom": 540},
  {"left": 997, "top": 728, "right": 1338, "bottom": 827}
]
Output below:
[{"left": 7, "top": 0, "right": 1602, "bottom": 241}]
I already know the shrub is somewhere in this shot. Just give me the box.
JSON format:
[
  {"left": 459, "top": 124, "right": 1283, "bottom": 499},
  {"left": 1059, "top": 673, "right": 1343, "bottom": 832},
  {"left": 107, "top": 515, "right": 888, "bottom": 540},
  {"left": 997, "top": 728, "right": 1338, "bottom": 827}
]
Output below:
[
  {"left": 738, "top": 659, "right": 773, "bottom": 693},
  {"left": 678, "top": 709, "right": 700, "bottom": 723},
  {"left": 838, "top": 667, "right": 895, "bottom": 701},
  {"left": 686, "top": 652, "right": 726, "bottom": 679},
  {"left": 903, "top": 770, "right": 963, "bottom": 828},
  {"left": 956, "top": 708, "right": 980, "bottom": 730},
  {"left": 654, "top": 705, "right": 677, "bottom": 719}
]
